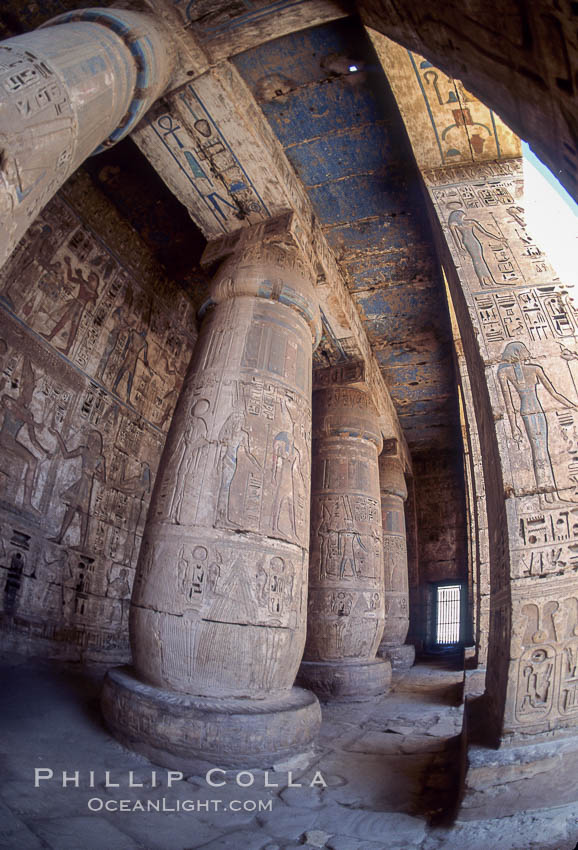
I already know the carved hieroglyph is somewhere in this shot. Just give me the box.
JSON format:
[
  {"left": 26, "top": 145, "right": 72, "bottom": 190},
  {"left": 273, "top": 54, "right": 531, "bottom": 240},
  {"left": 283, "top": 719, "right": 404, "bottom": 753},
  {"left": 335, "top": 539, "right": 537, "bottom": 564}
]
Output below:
[
  {"left": 375, "top": 36, "right": 578, "bottom": 750},
  {"left": 0, "top": 191, "right": 197, "bottom": 661},
  {"left": 130, "top": 234, "right": 321, "bottom": 699},
  {"left": 377, "top": 451, "right": 414, "bottom": 670},
  {"left": 299, "top": 386, "right": 391, "bottom": 698},
  {"left": 0, "top": 8, "right": 175, "bottom": 268}
]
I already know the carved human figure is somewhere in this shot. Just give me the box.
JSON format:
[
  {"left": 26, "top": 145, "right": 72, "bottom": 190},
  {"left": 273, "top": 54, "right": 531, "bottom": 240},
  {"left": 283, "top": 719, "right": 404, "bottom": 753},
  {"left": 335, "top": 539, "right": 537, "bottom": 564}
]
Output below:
[
  {"left": 41, "top": 256, "right": 100, "bottom": 355},
  {"left": 448, "top": 208, "right": 507, "bottom": 288},
  {"left": 50, "top": 429, "right": 106, "bottom": 550},
  {"left": 0, "top": 358, "right": 50, "bottom": 512},
  {"left": 117, "top": 461, "right": 152, "bottom": 564},
  {"left": 96, "top": 305, "right": 137, "bottom": 381},
  {"left": 337, "top": 519, "right": 366, "bottom": 579},
  {"left": 215, "top": 410, "right": 260, "bottom": 527},
  {"left": 112, "top": 321, "right": 152, "bottom": 403},
  {"left": 2, "top": 222, "right": 55, "bottom": 310},
  {"left": 498, "top": 341, "right": 577, "bottom": 502},
  {"left": 271, "top": 431, "right": 297, "bottom": 537},
  {"left": 169, "top": 399, "right": 209, "bottom": 523},
  {"left": 107, "top": 567, "right": 131, "bottom": 627}
]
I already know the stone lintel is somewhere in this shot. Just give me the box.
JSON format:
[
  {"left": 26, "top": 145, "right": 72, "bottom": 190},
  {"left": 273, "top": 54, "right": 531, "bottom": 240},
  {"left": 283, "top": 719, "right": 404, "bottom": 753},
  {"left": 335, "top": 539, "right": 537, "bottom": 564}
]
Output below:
[{"left": 312, "top": 360, "right": 366, "bottom": 391}]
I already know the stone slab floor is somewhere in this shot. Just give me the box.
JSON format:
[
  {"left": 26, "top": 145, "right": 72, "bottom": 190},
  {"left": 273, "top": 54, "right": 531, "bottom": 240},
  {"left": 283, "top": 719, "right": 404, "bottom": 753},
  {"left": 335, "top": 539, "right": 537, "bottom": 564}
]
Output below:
[{"left": 0, "top": 653, "right": 576, "bottom": 850}]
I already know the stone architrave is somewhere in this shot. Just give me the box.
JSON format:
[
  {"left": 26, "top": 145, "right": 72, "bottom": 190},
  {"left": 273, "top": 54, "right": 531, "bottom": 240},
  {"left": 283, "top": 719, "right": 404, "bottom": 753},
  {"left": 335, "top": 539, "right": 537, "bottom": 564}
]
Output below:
[
  {"left": 377, "top": 451, "right": 415, "bottom": 671},
  {"left": 0, "top": 8, "right": 175, "bottom": 269},
  {"left": 101, "top": 224, "right": 323, "bottom": 768},
  {"left": 299, "top": 386, "right": 391, "bottom": 700}
]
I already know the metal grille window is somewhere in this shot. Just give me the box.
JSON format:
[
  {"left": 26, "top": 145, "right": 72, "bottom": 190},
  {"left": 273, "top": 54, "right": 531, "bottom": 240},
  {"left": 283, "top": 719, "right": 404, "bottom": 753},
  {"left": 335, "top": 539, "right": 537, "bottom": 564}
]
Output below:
[{"left": 436, "top": 584, "right": 461, "bottom": 644}]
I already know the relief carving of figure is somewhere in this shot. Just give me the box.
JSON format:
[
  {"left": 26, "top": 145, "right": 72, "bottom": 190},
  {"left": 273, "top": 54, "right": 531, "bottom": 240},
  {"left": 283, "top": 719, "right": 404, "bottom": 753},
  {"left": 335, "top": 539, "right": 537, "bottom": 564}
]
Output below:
[
  {"left": 40, "top": 256, "right": 100, "bottom": 356},
  {"left": 49, "top": 429, "right": 106, "bottom": 550},
  {"left": 96, "top": 305, "right": 136, "bottom": 382},
  {"left": 337, "top": 520, "right": 367, "bottom": 580},
  {"left": 498, "top": 341, "right": 577, "bottom": 504},
  {"left": 169, "top": 399, "right": 209, "bottom": 524},
  {"left": 117, "top": 461, "right": 151, "bottom": 564},
  {"left": 0, "top": 358, "right": 51, "bottom": 513},
  {"left": 107, "top": 567, "right": 131, "bottom": 627},
  {"left": 112, "top": 320, "right": 153, "bottom": 404},
  {"left": 448, "top": 208, "right": 507, "bottom": 288},
  {"left": 215, "top": 411, "right": 260, "bottom": 528},
  {"left": 270, "top": 431, "right": 297, "bottom": 538},
  {"left": 2, "top": 222, "right": 55, "bottom": 310}
]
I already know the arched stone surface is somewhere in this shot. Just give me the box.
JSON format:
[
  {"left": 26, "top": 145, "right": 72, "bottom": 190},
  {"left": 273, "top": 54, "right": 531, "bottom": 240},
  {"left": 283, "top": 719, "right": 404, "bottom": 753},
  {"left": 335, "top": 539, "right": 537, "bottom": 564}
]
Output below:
[
  {"left": 359, "top": 0, "right": 578, "bottom": 206},
  {"left": 299, "top": 385, "right": 391, "bottom": 700},
  {"left": 102, "top": 225, "right": 323, "bottom": 766},
  {"left": 377, "top": 451, "right": 415, "bottom": 671},
  {"left": 0, "top": 8, "right": 175, "bottom": 268},
  {"left": 377, "top": 43, "right": 578, "bottom": 817}
]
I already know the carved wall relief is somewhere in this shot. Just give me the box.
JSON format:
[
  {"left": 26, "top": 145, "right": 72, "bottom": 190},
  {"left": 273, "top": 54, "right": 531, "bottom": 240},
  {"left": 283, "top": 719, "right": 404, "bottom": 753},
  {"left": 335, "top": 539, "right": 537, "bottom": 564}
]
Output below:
[
  {"left": 0, "top": 190, "right": 198, "bottom": 660},
  {"left": 509, "top": 589, "right": 578, "bottom": 730}
]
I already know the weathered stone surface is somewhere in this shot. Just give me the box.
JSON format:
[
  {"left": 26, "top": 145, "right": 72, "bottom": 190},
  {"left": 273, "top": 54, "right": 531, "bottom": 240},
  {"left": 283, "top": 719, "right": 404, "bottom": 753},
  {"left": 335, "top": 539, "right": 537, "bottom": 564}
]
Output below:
[
  {"left": 299, "top": 659, "right": 391, "bottom": 702},
  {"left": 0, "top": 9, "right": 175, "bottom": 267},
  {"left": 0, "top": 183, "right": 198, "bottom": 663},
  {"left": 299, "top": 386, "right": 390, "bottom": 701},
  {"left": 377, "top": 449, "right": 414, "bottom": 670},
  {"left": 460, "top": 735, "right": 578, "bottom": 821},
  {"left": 101, "top": 666, "right": 321, "bottom": 769},
  {"left": 106, "top": 224, "right": 322, "bottom": 765}
]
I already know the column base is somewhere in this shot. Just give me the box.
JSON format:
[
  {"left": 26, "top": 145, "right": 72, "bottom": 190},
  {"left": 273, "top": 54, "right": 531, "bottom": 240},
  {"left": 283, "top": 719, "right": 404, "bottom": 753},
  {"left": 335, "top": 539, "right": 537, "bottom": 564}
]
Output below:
[
  {"left": 297, "top": 658, "right": 391, "bottom": 702},
  {"left": 458, "top": 734, "right": 578, "bottom": 820},
  {"left": 101, "top": 666, "right": 322, "bottom": 770},
  {"left": 378, "top": 643, "right": 415, "bottom": 671}
]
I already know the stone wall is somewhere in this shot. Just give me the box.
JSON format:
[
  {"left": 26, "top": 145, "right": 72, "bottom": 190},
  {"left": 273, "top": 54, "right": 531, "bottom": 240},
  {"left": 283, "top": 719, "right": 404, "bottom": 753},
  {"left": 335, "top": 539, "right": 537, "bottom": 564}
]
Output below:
[{"left": 0, "top": 171, "right": 200, "bottom": 662}]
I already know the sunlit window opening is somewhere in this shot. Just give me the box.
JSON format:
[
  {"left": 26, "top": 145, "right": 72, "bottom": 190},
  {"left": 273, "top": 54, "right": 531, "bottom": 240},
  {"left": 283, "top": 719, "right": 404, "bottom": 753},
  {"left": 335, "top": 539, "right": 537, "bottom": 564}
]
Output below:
[
  {"left": 436, "top": 585, "right": 461, "bottom": 644},
  {"left": 522, "top": 141, "right": 578, "bottom": 289}
]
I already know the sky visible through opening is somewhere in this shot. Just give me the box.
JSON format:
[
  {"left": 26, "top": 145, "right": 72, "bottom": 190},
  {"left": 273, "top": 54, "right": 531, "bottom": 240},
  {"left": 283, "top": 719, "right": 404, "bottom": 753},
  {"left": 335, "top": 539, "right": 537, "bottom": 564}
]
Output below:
[{"left": 522, "top": 141, "right": 578, "bottom": 289}]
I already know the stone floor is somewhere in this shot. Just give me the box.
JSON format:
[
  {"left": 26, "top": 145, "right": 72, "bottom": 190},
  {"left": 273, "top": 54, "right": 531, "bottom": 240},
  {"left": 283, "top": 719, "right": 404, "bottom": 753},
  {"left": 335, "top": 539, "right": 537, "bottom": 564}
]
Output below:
[{"left": 0, "top": 654, "right": 577, "bottom": 850}]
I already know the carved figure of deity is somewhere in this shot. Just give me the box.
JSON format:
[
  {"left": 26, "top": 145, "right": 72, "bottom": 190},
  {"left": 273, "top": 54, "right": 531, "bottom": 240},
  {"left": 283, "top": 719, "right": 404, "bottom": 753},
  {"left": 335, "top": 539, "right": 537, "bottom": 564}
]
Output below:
[
  {"left": 0, "top": 358, "right": 50, "bottom": 513},
  {"left": 498, "top": 341, "right": 577, "bottom": 502},
  {"left": 50, "top": 429, "right": 106, "bottom": 550},
  {"left": 448, "top": 208, "right": 507, "bottom": 288},
  {"left": 169, "top": 399, "right": 209, "bottom": 523},
  {"left": 41, "top": 256, "right": 100, "bottom": 355},
  {"left": 215, "top": 410, "right": 260, "bottom": 527}
]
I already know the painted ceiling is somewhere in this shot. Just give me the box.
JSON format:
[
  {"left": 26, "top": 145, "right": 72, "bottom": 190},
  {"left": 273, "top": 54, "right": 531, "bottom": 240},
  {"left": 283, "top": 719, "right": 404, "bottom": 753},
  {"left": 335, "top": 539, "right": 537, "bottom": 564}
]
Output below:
[{"left": 231, "top": 18, "right": 458, "bottom": 452}]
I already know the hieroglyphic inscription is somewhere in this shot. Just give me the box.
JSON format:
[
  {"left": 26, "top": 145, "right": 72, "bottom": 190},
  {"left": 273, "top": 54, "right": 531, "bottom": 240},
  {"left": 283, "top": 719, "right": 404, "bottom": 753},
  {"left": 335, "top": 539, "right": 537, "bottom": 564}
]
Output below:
[{"left": 0, "top": 192, "right": 197, "bottom": 660}]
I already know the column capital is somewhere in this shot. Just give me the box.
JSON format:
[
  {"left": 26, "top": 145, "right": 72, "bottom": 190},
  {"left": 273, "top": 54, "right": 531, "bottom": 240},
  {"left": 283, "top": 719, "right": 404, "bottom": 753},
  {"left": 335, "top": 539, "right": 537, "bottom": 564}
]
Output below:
[
  {"left": 312, "top": 385, "right": 383, "bottom": 452},
  {"left": 41, "top": 8, "right": 175, "bottom": 151},
  {"left": 201, "top": 215, "right": 321, "bottom": 347}
]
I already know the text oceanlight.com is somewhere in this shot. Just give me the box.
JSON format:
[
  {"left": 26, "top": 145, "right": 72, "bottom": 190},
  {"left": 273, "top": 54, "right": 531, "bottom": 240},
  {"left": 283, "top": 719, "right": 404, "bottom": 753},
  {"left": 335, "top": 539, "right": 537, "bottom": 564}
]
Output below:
[{"left": 87, "top": 798, "right": 273, "bottom": 813}]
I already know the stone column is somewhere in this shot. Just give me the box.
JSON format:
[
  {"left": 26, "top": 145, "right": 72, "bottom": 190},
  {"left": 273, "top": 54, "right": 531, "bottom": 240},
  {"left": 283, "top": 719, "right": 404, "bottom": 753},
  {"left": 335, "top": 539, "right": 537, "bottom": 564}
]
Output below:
[
  {"left": 377, "top": 449, "right": 415, "bottom": 671},
  {"left": 101, "top": 228, "right": 323, "bottom": 768},
  {"left": 0, "top": 8, "right": 175, "bottom": 268},
  {"left": 299, "top": 386, "right": 391, "bottom": 700}
]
